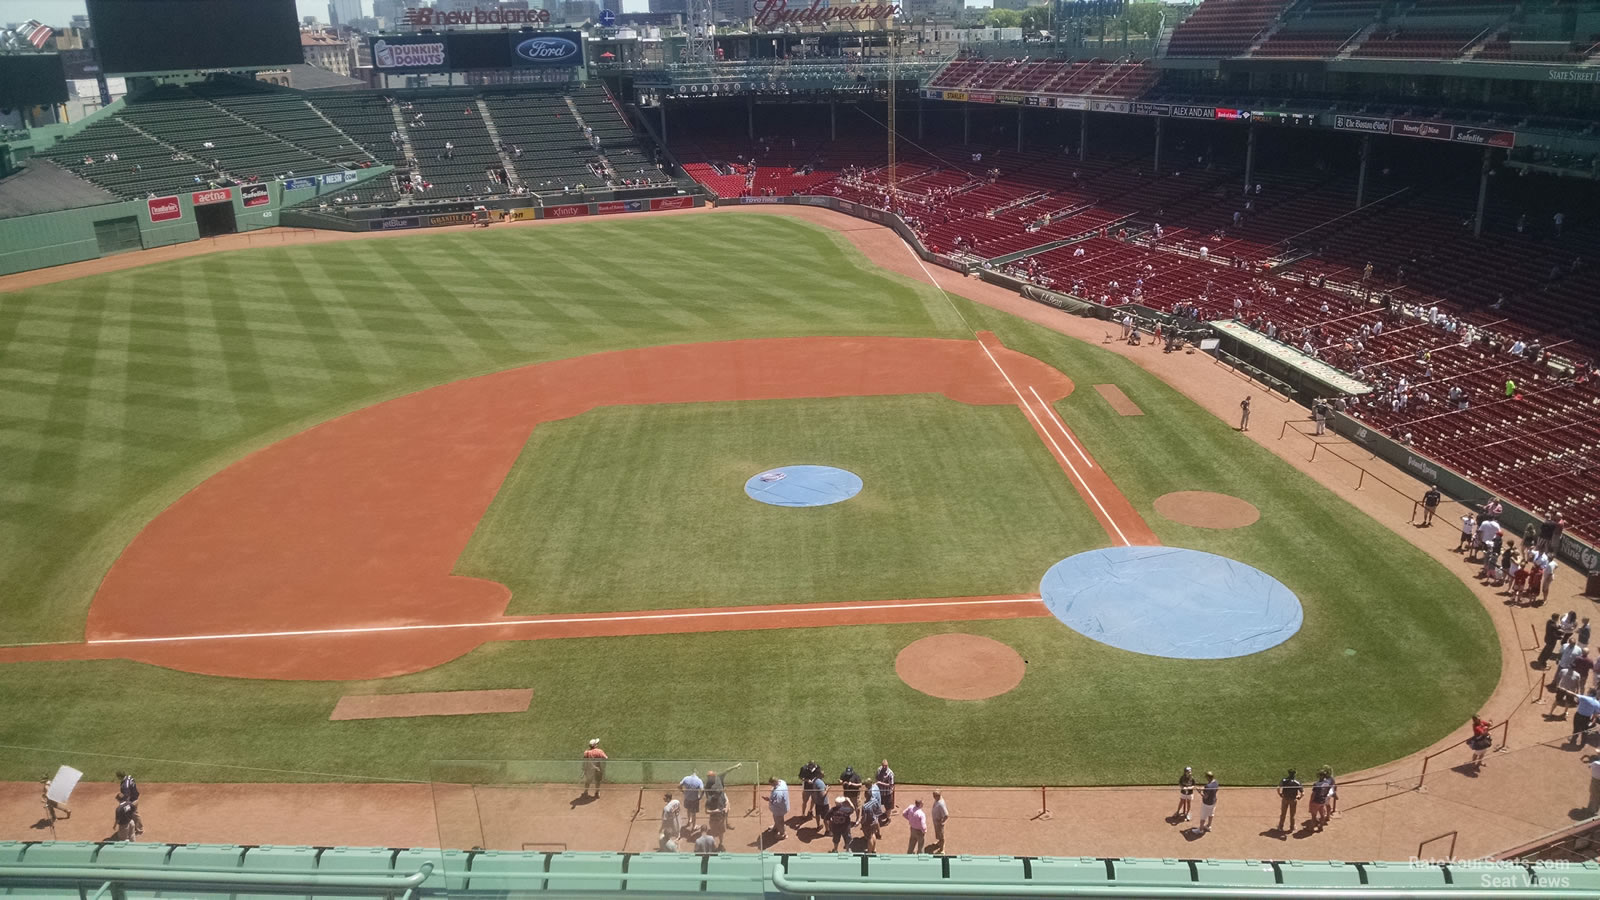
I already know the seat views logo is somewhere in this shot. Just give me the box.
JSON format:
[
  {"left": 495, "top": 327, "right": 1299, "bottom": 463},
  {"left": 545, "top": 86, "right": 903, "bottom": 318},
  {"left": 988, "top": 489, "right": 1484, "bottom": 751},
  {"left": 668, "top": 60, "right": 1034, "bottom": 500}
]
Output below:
[{"left": 515, "top": 36, "right": 579, "bottom": 64}]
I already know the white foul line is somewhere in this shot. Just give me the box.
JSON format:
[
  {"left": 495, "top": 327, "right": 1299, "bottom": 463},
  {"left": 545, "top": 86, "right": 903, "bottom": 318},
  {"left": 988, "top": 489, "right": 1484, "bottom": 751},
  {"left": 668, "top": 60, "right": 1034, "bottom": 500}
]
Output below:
[
  {"left": 76, "top": 596, "right": 1045, "bottom": 647},
  {"left": 1028, "top": 385, "right": 1094, "bottom": 470}
]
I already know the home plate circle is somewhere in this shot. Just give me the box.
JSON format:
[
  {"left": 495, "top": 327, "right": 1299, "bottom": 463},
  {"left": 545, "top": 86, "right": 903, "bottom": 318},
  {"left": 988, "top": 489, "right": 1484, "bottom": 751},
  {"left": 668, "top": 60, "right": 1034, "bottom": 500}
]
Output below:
[{"left": 744, "top": 465, "right": 863, "bottom": 507}]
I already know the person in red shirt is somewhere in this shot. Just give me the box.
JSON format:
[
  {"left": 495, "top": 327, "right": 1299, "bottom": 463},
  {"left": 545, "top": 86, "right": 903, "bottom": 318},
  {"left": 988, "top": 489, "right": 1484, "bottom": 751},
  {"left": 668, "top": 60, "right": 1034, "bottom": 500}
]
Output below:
[
  {"left": 582, "top": 739, "right": 608, "bottom": 797},
  {"left": 1468, "top": 716, "right": 1493, "bottom": 769}
]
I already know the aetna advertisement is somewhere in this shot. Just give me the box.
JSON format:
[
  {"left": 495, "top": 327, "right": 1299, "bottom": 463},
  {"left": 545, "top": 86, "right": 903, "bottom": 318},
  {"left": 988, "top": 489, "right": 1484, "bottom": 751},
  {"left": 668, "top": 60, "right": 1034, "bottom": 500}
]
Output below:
[{"left": 512, "top": 31, "right": 583, "bottom": 67}]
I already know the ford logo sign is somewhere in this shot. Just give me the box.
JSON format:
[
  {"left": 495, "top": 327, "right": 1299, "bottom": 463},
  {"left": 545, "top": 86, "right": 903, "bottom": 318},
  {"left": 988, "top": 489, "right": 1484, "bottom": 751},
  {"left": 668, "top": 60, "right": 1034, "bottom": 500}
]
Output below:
[{"left": 515, "top": 36, "right": 579, "bottom": 63}]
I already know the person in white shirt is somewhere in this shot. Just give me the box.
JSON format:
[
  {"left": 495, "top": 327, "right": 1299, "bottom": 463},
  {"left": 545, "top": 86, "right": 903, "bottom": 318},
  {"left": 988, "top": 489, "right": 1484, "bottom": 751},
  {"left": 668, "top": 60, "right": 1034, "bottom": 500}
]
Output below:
[
  {"left": 764, "top": 778, "right": 790, "bottom": 841},
  {"left": 1542, "top": 554, "right": 1560, "bottom": 602},
  {"left": 660, "top": 794, "right": 683, "bottom": 850}
]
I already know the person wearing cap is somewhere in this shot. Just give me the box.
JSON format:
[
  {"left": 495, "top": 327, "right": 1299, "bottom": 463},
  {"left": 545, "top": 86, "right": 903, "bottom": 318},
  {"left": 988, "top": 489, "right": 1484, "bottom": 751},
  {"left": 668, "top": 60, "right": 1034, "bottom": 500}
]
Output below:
[
  {"left": 581, "top": 739, "right": 607, "bottom": 798},
  {"left": 839, "top": 766, "right": 863, "bottom": 806},
  {"left": 826, "top": 794, "right": 855, "bottom": 852},
  {"left": 764, "top": 777, "right": 790, "bottom": 842},
  {"left": 1194, "top": 772, "right": 1219, "bottom": 834},
  {"left": 798, "top": 761, "right": 823, "bottom": 818},
  {"left": 1421, "top": 484, "right": 1441, "bottom": 527},
  {"left": 1308, "top": 769, "right": 1335, "bottom": 830},
  {"left": 858, "top": 786, "right": 883, "bottom": 852},
  {"left": 1175, "top": 767, "right": 1195, "bottom": 822},
  {"left": 659, "top": 793, "right": 683, "bottom": 851}
]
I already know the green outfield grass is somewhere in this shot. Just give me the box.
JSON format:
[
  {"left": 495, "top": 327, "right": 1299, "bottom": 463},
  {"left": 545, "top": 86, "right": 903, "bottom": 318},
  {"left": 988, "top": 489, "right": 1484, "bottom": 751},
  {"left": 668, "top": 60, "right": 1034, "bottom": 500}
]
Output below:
[
  {"left": 0, "top": 213, "right": 1497, "bottom": 786},
  {"left": 458, "top": 395, "right": 1106, "bottom": 615}
]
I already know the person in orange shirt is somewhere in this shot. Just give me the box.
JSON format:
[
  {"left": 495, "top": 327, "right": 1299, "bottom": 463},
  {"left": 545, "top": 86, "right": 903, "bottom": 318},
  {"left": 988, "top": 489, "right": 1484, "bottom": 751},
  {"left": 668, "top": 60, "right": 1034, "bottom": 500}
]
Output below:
[{"left": 582, "top": 739, "right": 608, "bottom": 797}]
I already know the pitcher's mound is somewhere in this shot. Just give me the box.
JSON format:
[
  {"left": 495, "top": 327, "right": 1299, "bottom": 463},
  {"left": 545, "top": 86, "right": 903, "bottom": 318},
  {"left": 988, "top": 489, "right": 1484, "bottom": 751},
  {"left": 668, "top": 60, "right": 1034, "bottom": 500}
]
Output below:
[
  {"left": 1154, "top": 491, "right": 1260, "bottom": 529},
  {"left": 896, "top": 633, "right": 1025, "bottom": 700}
]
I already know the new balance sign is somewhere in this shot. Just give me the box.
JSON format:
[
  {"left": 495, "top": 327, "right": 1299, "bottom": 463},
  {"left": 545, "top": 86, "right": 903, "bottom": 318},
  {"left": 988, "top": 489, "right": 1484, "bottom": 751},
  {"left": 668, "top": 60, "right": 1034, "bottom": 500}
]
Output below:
[
  {"left": 147, "top": 195, "right": 182, "bottom": 222},
  {"left": 192, "top": 188, "right": 232, "bottom": 206}
]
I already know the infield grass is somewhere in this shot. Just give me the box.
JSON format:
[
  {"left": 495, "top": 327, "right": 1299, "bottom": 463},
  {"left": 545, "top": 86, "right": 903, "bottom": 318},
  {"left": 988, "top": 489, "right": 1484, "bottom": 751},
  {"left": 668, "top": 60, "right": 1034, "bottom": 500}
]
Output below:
[{"left": 0, "top": 213, "right": 1498, "bottom": 786}]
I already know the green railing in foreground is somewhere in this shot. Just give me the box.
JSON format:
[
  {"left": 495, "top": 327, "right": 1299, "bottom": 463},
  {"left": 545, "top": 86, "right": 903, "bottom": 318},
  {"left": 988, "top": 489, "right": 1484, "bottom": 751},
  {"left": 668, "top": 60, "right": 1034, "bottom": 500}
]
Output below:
[{"left": 4, "top": 843, "right": 1599, "bottom": 897}]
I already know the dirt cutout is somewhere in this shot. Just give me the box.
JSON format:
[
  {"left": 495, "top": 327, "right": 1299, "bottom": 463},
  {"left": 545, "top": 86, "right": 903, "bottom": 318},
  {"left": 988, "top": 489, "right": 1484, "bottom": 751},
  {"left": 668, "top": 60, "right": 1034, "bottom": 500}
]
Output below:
[
  {"left": 1153, "top": 491, "right": 1261, "bottom": 529},
  {"left": 330, "top": 689, "right": 534, "bottom": 720},
  {"left": 895, "top": 632, "right": 1026, "bottom": 700},
  {"left": 1094, "top": 384, "right": 1144, "bottom": 416}
]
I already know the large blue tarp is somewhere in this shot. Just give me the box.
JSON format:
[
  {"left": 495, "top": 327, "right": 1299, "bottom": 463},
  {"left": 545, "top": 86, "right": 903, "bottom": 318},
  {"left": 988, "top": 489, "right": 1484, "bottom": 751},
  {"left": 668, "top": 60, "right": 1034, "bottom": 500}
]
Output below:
[
  {"left": 1040, "top": 547, "right": 1302, "bottom": 659},
  {"left": 744, "top": 465, "right": 863, "bottom": 508}
]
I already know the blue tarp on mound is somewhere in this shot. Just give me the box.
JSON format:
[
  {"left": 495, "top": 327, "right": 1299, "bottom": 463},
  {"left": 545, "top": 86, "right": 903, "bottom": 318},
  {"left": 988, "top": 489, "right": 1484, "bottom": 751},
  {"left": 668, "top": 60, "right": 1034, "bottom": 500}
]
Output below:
[
  {"left": 1040, "top": 546, "right": 1303, "bottom": 659},
  {"left": 744, "top": 465, "right": 863, "bottom": 508}
]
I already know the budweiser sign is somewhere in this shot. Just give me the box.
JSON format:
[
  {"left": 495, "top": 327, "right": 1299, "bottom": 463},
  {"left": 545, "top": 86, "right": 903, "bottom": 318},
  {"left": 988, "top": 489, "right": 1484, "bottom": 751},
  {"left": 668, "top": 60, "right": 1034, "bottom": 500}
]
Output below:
[
  {"left": 752, "top": 0, "right": 899, "bottom": 27},
  {"left": 403, "top": 6, "right": 550, "bottom": 26},
  {"left": 147, "top": 195, "right": 181, "bottom": 222}
]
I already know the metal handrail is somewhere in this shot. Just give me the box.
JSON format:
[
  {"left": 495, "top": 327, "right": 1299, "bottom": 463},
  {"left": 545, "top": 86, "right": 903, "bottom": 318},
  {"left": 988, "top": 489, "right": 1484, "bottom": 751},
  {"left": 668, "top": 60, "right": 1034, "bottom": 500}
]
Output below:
[{"left": 0, "top": 861, "right": 433, "bottom": 891}]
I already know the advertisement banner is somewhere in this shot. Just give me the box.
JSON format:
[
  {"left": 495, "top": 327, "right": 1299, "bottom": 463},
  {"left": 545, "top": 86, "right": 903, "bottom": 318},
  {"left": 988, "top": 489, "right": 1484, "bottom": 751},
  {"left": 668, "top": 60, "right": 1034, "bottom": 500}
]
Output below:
[
  {"left": 995, "top": 92, "right": 1024, "bottom": 105},
  {"left": 370, "top": 35, "right": 447, "bottom": 72},
  {"left": 322, "top": 171, "right": 352, "bottom": 186},
  {"left": 511, "top": 31, "right": 584, "bottom": 67},
  {"left": 191, "top": 188, "right": 232, "bottom": 206},
  {"left": 1452, "top": 126, "right": 1514, "bottom": 148},
  {"left": 1214, "top": 107, "right": 1248, "bottom": 121},
  {"left": 1171, "top": 105, "right": 1215, "bottom": 119},
  {"left": 241, "top": 184, "right": 270, "bottom": 208},
  {"left": 510, "top": 207, "right": 541, "bottom": 221},
  {"left": 543, "top": 203, "right": 590, "bottom": 219},
  {"left": 1392, "top": 119, "right": 1451, "bottom": 141},
  {"left": 1056, "top": 97, "right": 1088, "bottom": 110},
  {"left": 1025, "top": 95, "right": 1042, "bottom": 107},
  {"left": 596, "top": 199, "right": 645, "bottom": 215},
  {"left": 942, "top": 90, "right": 967, "bottom": 102},
  {"left": 428, "top": 212, "right": 479, "bottom": 227},
  {"left": 969, "top": 92, "right": 995, "bottom": 104},
  {"left": 837, "top": 200, "right": 857, "bottom": 214},
  {"left": 1132, "top": 102, "right": 1169, "bottom": 116},
  {"left": 1089, "top": 99, "right": 1128, "bottom": 113},
  {"left": 282, "top": 176, "right": 318, "bottom": 191},
  {"left": 1333, "top": 114, "right": 1389, "bottom": 134},
  {"left": 651, "top": 196, "right": 694, "bottom": 211},
  {"left": 369, "top": 216, "right": 421, "bottom": 231},
  {"left": 146, "top": 195, "right": 181, "bottom": 222}
]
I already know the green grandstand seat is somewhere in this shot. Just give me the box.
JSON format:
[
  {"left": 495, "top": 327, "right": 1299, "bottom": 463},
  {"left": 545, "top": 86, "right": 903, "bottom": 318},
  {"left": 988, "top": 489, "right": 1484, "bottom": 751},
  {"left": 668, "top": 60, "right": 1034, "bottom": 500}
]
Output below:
[
  {"left": 17, "top": 843, "right": 100, "bottom": 866},
  {"left": 702, "top": 854, "right": 770, "bottom": 894},
  {"left": 166, "top": 844, "right": 245, "bottom": 870},
  {"left": 547, "top": 851, "right": 623, "bottom": 891},
  {"left": 861, "top": 854, "right": 947, "bottom": 884},
  {"left": 1362, "top": 860, "right": 1449, "bottom": 888},
  {"left": 1113, "top": 857, "right": 1194, "bottom": 885},
  {"left": 1193, "top": 858, "right": 1278, "bottom": 887},
  {"left": 1278, "top": 859, "right": 1363, "bottom": 887},
  {"left": 622, "top": 852, "right": 704, "bottom": 892},
  {"left": 1027, "top": 856, "right": 1108, "bottom": 886},
  {"left": 392, "top": 848, "right": 470, "bottom": 893},
  {"left": 91, "top": 843, "right": 172, "bottom": 867}
]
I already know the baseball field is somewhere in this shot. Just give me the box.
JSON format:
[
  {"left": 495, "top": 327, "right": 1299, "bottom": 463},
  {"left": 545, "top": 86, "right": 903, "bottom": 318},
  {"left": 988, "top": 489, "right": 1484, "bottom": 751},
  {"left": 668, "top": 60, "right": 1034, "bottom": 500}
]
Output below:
[{"left": 0, "top": 212, "right": 1497, "bottom": 788}]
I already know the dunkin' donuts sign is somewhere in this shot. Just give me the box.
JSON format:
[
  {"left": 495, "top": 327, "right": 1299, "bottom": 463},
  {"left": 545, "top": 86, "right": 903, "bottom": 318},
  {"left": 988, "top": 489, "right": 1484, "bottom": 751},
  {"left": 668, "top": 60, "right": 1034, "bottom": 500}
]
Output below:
[
  {"left": 373, "top": 38, "right": 446, "bottom": 70},
  {"left": 752, "top": 0, "right": 899, "bottom": 27},
  {"left": 147, "top": 195, "right": 182, "bottom": 222}
]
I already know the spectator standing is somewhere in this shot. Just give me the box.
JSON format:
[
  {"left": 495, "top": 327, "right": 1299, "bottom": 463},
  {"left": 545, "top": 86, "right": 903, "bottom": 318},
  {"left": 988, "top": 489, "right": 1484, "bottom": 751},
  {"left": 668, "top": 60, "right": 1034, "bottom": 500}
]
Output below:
[
  {"left": 1308, "top": 770, "right": 1335, "bottom": 831},
  {"left": 679, "top": 771, "right": 704, "bottom": 828},
  {"left": 1542, "top": 555, "right": 1560, "bottom": 603},
  {"left": 1421, "top": 485, "right": 1441, "bottom": 527},
  {"left": 1276, "top": 769, "right": 1302, "bottom": 834},
  {"left": 840, "top": 766, "right": 863, "bottom": 806},
  {"left": 581, "top": 739, "right": 607, "bottom": 797},
  {"left": 660, "top": 794, "right": 683, "bottom": 851},
  {"left": 798, "top": 761, "right": 823, "bottom": 818},
  {"left": 827, "top": 795, "right": 855, "bottom": 852},
  {"left": 693, "top": 825, "right": 719, "bottom": 854},
  {"left": 1239, "top": 396, "right": 1251, "bottom": 432},
  {"left": 704, "top": 770, "right": 728, "bottom": 843},
  {"left": 876, "top": 761, "right": 896, "bottom": 814},
  {"left": 1587, "top": 756, "right": 1600, "bottom": 814},
  {"left": 1312, "top": 398, "right": 1329, "bottom": 436},
  {"left": 1574, "top": 693, "right": 1600, "bottom": 747},
  {"left": 765, "top": 778, "right": 790, "bottom": 841},
  {"left": 1175, "top": 766, "right": 1195, "bottom": 822},
  {"left": 1468, "top": 716, "right": 1494, "bottom": 769},
  {"left": 112, "top": 801, "right": 137, "bottom": 842},
  {"left": 858, "top": 789, "right": 883, "bottom": 852},
  {"left": 1580, "top": 619, "right": 1592, "bottom": 648},
  {"left": 903, "top": 799, "right": 928, "bottom": 854},
  {"left": 115, "top": 772, "right": 143, "bottom": 837},
  {"left": 930, "top": 791, "right": 949, "bottom": 853},
  {"left": 1194, "top": 773, "right": 1219, "bottom": 834}
]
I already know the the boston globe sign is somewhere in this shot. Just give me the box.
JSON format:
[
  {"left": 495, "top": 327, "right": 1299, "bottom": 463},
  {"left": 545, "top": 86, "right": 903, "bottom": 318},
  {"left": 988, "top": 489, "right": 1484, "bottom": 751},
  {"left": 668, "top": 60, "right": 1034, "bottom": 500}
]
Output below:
[{"left": 370, "top": 31, "right": 584, "bottom": 73}]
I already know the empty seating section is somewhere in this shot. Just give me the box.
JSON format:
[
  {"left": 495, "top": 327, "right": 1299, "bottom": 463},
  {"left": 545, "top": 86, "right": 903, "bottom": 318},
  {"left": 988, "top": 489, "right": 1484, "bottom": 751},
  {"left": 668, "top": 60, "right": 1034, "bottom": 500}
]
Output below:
[
  {"left": 403, "top": 94, "right": 508, "bottom": 200},
  {"left": 1477, "top": 36, "right": 1599, "bottom": 63},
  {"left": 314, "top": 93, "right": 408, "bottom": 168},
  {"left": 116, "top": 86, "right": 340, "bottom": 182},
  {"left": 926, "top": 58, "right": 1157, "bottom": 98},
  {"left": 1252, "top": 28, "right": 1361, "bottom": 56},
  {"left": 568, "top": 86, "right": 672, "bottom": 185},
  {"left": 1165, "top": 0, "right": 1293, "bottom": 56},
  {"left": 35, "top": 118, "right": 215, "bottom": 198},
  {"left": 481, "top": 91, "right": 596, "bottom": 191},
  {"left": 191, "top": 82, "right": 375, "bottom": 169},
  {"left": 1349, "top": 27, "right": 1481, "bottom": 58}
]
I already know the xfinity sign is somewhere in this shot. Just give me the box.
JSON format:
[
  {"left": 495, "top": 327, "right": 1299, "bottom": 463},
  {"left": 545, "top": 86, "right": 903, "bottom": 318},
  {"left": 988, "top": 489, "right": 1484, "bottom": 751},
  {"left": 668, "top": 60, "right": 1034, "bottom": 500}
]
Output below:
[{"left": 514, "top": 35, "right": 580, "bottom": 65}]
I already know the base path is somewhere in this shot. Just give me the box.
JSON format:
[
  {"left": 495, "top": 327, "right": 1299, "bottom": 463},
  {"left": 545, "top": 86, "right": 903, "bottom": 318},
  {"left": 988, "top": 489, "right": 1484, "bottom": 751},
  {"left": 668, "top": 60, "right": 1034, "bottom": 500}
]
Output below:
[{"left": 0, "top": 335, "right": 1084, "bottom": 680}]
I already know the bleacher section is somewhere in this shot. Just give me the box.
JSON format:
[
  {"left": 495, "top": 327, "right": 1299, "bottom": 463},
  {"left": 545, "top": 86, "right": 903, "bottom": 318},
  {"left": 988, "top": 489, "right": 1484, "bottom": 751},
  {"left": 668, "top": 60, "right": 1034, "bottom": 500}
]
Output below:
[
  {"left": 403, "top": 94, "right": 508, "bottom": 201},
  {"left": 568, "top": 85, "right": 673, "bottom": 186},
  {"left": 1165, "top": 0, "right": 1294, "bottom": 57},
  {"left": 926, "top": 59, "right": 1159, "bottom": 98},
  {"left": 480, "top": 90, "right": 596, "bottom": 191},
  {"left": 1348, "top": 26, "right": 1483, "bottom": 59},
  {"left": 36, "top": 118, "right": 216, "bottom": 198}
]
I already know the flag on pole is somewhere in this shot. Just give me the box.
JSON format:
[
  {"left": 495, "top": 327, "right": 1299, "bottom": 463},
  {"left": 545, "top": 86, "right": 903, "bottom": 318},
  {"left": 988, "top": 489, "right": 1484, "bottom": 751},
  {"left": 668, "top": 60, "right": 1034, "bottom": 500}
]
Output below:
[{"left": 22, "top": 20, "right": 55, "bottom": 48}]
